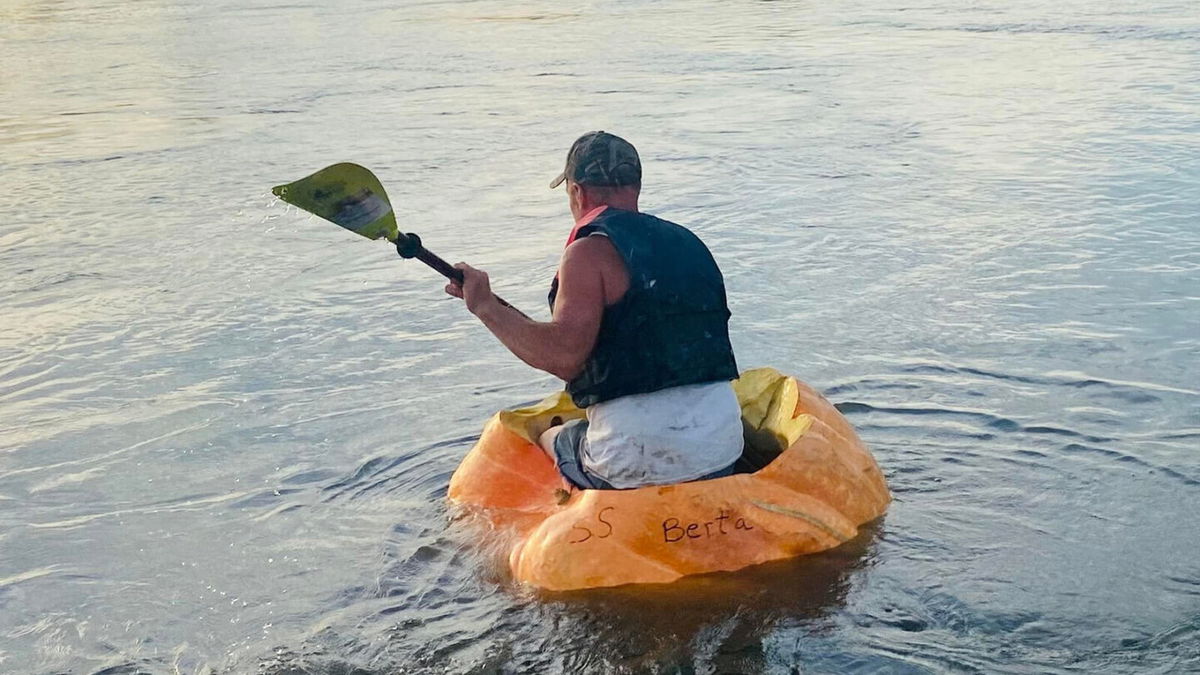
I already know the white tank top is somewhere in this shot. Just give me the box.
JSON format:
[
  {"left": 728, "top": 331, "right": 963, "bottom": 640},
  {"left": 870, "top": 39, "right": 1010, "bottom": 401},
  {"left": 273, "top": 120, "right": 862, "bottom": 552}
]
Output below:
[{"left": 581, "top": 381, "right": 743, "bottom": 489}]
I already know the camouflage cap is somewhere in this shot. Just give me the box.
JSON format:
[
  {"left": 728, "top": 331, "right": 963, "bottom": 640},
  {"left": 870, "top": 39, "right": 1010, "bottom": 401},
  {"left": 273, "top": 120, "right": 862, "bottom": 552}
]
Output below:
[{"left": 549, "top": 131, "right": 642, "bottom": 189}]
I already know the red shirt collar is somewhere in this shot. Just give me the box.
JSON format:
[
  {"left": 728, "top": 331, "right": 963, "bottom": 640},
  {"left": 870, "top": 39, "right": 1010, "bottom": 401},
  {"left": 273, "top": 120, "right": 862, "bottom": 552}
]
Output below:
[{"left": 564, "top": 205, "right": 608, "bottom": 247}]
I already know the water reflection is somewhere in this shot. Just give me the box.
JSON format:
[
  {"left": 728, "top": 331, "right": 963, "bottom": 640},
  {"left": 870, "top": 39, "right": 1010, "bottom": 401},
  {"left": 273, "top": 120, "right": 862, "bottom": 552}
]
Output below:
[
  {"left": 254, "top": 520, "right": 883, "bottom": 674},
  {"left": 542, "top": 521, "right": 883, "bottom": 672}
]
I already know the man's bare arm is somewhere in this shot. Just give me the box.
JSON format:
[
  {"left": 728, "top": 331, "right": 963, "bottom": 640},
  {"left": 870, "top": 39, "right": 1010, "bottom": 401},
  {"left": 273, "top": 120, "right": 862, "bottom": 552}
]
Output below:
[{"left": 448, "top": 238, "right": 609, "bottom": 381}]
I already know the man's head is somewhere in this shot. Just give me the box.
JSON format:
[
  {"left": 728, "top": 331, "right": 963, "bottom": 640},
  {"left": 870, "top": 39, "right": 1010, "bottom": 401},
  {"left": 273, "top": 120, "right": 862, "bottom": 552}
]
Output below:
[{"left": 550, "top": 131, "right": 641, "bottom": 219}]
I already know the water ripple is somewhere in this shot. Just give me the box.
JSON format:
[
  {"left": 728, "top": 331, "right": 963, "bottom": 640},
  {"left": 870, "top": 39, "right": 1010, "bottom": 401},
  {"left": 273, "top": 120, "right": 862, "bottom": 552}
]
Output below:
[{"left": 1, "top": 0, "right": 1198, "bottom": 672}]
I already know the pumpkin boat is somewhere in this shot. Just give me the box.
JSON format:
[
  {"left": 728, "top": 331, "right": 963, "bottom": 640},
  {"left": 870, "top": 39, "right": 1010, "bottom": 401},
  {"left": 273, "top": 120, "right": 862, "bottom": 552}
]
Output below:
[{"left": 448, "top": 368, "right": 890, "bottom": 591}]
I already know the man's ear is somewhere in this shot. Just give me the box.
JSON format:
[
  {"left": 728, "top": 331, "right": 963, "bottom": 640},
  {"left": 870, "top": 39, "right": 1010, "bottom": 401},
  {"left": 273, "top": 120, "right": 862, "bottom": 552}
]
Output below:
[{"left": 567, "top": 181, "right": 586, "bottom": 212}]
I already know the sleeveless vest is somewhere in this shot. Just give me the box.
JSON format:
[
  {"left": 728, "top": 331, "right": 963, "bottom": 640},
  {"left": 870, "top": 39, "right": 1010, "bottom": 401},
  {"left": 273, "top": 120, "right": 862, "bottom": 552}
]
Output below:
[{"left": 549, "top": 208, "right": 738, "bottom": 408}]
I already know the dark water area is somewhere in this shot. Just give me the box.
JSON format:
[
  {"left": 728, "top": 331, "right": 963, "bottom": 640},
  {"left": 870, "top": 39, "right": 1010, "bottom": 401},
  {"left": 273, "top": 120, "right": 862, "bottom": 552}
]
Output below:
[{"left": 1, "top": 0, "right": 1198, "bottom": 672}]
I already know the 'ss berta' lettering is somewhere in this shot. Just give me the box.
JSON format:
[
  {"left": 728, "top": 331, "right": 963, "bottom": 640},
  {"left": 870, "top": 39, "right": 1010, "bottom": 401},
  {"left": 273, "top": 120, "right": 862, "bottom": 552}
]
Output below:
[
  {"left": 569, "top": 506, "right": 615, "bottom": 544},
  {"left": 662, "top": 509, "right": 753, "bottom": 543}
]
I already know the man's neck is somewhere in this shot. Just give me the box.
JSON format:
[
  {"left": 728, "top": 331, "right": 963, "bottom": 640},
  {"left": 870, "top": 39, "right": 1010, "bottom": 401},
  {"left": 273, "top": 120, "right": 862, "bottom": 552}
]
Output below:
[{"left": 598, "top": 195, "right": 639, "bottom": 212}]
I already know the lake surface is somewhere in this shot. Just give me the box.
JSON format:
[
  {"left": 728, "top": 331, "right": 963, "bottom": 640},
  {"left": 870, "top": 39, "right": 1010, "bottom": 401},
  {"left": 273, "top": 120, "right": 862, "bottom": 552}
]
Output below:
[{"left": 2, "top": 0, "right": 1198, "bottom": 672}]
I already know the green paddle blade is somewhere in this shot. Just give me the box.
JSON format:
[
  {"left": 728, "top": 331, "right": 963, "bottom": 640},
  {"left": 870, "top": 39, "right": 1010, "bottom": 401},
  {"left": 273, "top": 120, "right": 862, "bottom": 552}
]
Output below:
[{"left": 271, "top": 163, "right": 399, "bottom": 242}]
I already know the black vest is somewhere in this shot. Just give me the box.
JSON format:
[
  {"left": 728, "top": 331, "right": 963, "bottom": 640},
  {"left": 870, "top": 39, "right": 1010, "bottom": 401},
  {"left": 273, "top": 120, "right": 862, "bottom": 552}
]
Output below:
[{"left": 549, "top": 208, "right": 738, "bottom": 408}]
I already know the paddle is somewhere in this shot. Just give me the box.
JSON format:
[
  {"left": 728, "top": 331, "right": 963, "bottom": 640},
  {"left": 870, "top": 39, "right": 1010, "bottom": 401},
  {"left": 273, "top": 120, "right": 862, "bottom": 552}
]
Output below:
[{"left": 271, "top": 163, "right": 516, "bottom": 308}]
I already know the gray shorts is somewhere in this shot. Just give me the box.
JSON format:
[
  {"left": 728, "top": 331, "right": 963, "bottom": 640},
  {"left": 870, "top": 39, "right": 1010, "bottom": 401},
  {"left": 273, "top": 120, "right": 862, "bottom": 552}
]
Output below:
[
  {"left": 551, "top": 419, "right": 616, "bottom": 490},
  {"left": 552, "top": 418, "right": 737, "bottom": 490}
]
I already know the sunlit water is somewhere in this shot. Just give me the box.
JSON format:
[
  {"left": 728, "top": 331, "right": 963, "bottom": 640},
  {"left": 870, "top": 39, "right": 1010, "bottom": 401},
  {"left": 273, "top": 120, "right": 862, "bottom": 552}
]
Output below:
[{"left": 2, "top": 0, "right": 1198, "bottom": 673}]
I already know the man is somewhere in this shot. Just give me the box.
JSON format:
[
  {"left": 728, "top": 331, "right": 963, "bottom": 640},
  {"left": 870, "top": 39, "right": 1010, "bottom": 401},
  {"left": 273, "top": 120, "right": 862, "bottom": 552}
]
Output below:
[{"left": 445, "top": 131, "right": 742, "bottom": 490}]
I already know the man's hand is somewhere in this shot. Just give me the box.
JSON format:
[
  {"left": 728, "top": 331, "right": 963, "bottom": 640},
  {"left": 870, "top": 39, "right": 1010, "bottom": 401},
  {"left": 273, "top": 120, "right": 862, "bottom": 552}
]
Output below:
[{"left": 446, "top": 262, "right": 497, "bottom": 316}]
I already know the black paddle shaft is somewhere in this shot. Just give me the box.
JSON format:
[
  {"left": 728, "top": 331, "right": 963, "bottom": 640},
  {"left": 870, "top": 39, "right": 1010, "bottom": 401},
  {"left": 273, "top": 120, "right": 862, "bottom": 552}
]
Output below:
[
  {"left": 395, "top": 233, "right": 518, "bottom": 311},
  {"left": 396, "top": 232, "right": 462, "bottom": 282}
]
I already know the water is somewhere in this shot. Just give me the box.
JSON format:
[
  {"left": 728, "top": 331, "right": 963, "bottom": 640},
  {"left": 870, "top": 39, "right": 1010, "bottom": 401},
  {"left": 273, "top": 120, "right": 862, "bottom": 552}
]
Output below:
[{"left": 2, "top": 0, "right": 1198, "bottom": 672}]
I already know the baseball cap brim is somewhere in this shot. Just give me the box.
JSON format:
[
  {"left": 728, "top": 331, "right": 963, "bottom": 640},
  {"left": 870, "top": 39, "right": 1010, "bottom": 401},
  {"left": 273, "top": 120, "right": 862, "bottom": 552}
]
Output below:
[{"left": 549, "top": 171, "right": 567, "bottom": 189}]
